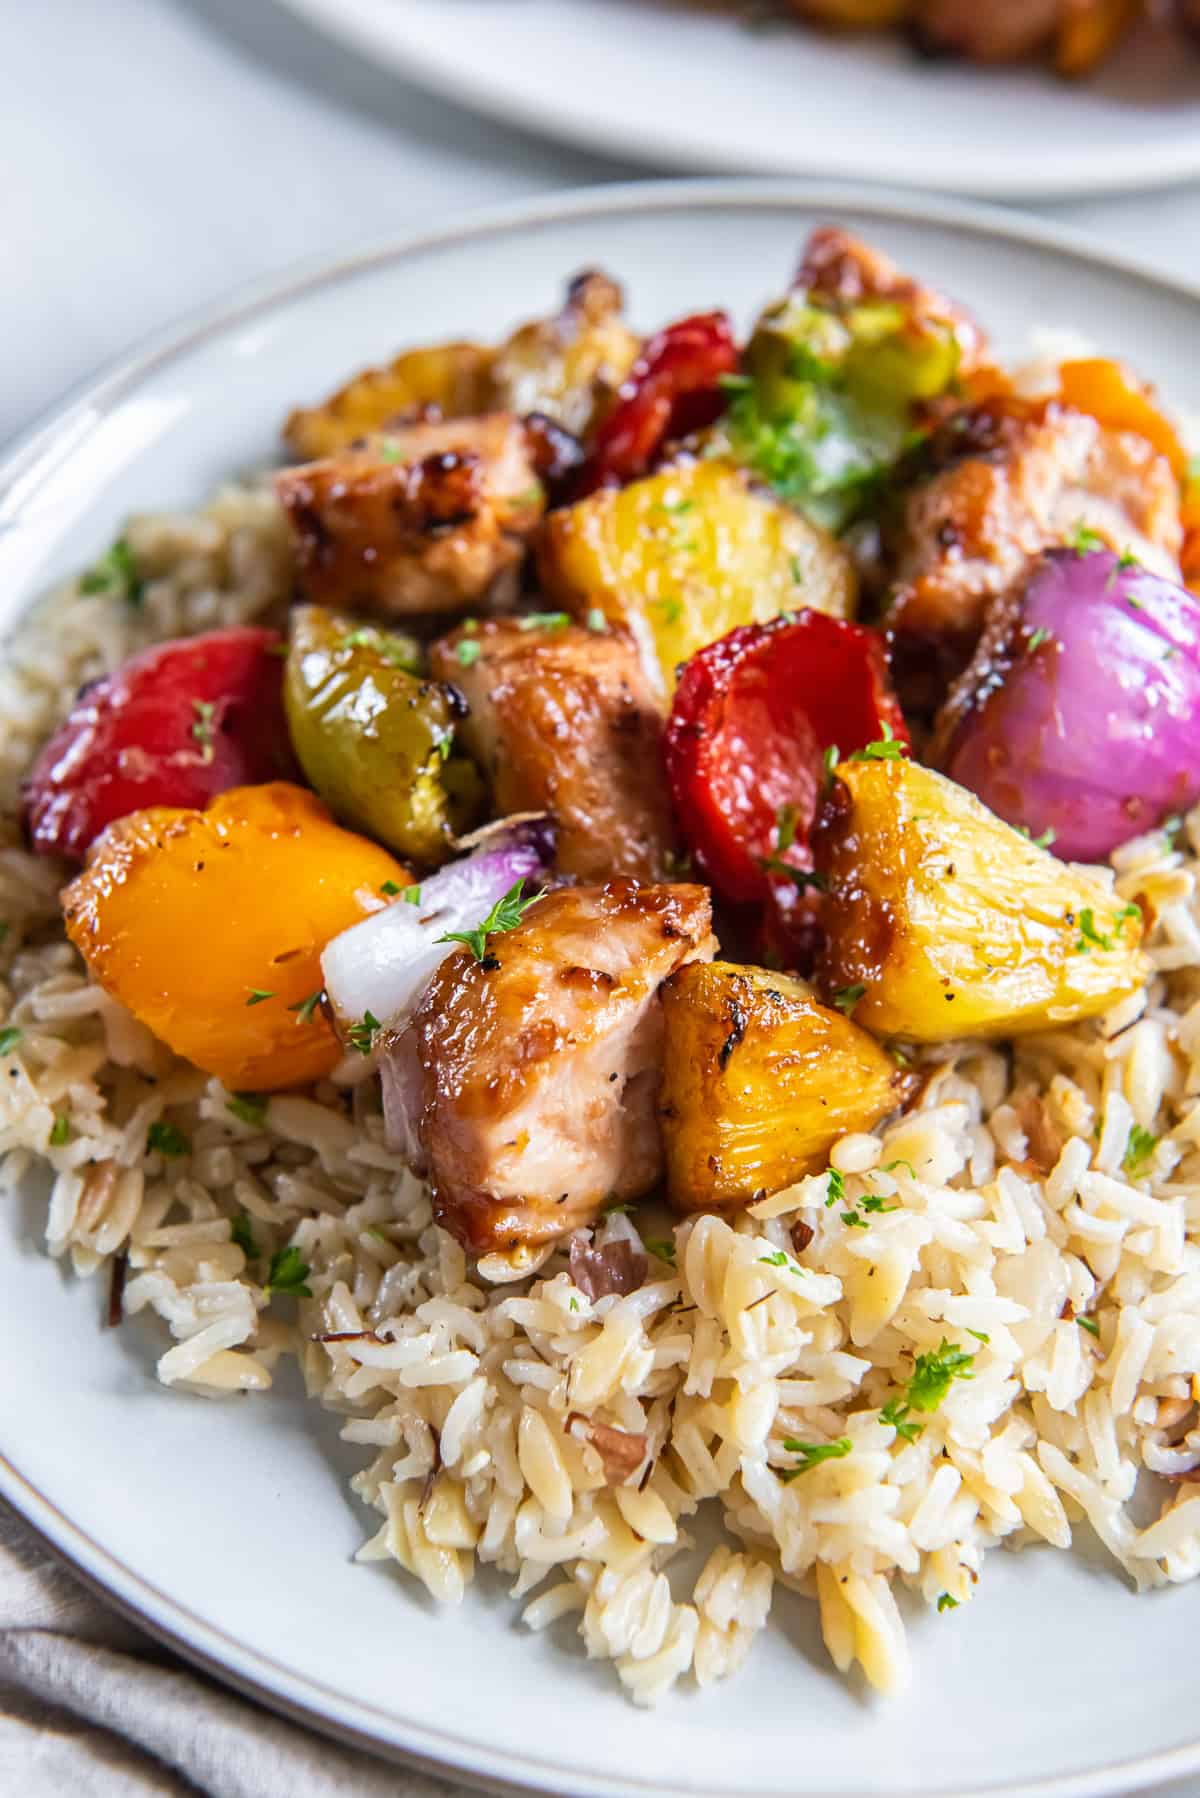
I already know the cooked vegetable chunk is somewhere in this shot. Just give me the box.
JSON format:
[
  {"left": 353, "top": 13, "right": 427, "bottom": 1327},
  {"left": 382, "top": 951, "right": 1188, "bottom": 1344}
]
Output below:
[
  {"left": 388, "top": 880, "right": 715, "bottom": 1255},
  {"left": 814, "top": 758, "right": 1149, "bottom": 1041},
  {"left": 791, "top": 0, "right": 912, "bottom": 25},
  {"left": 63, "top": 784, "right": 408, "bottom": 1091},
  {"left": 24, "top": 627, "right": 296, "bottom": 861},
  {"left": 659, "top": 962, "right": 905, "bottom": 1210},
  {"left": 276, "top": 415, "right": 543, "bottom": 618},
  {"left": 539, "top": 460, "right": 855, "bottom": 698},
  {"left": 283, "top": 341, "right": 494, "bottom": 461},
  {"left": 490, "top": 269, "right": 640, "bottom": 438},
  {"left": 285, "top": 606, "right": 481, "bottom": 866},
  {"left": 429, "top": 617, "right": 674, "bottom": 880}
]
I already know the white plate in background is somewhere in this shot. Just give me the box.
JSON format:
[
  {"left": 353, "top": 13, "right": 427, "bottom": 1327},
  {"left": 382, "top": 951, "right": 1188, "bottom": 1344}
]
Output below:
[
  {"left": 276, "top": 0, "right": 1200, "bottom": 198},
  {"left": 2, "top": 183, "right": 1200, "bottom": 1798}
]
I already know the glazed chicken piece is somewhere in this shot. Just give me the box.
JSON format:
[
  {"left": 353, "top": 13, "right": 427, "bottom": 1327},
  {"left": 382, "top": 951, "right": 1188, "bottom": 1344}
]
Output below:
[
  {"left": 275, "top": 414, "right": 543, "bottom": 618},
  {"left": 884, "top": 396, "right": 1183, "bottom": 713},
  {"left": 385, "top": 880, "right": 716, "bottom": 1256},
  {"left": 489, "top": 269, "right": 641, "bottom": 439},
  {"left": 429, "top": 618, "right": 675, "bottom": 881},
  {"left": 797, "top": 225, "right": 987, "bottom": 373}
]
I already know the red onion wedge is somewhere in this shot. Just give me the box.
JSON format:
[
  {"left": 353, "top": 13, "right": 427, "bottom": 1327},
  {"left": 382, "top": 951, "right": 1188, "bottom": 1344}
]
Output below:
[
  {"left": 321, "top": 816, "right": 555, "bottom": 1036},
  {"left": 935, "top": 548, "right": 1200, "bottom": 863}
]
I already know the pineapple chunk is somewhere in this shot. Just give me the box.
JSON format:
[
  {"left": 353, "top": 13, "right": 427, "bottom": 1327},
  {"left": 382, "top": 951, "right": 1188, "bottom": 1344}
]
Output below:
[
  {"left": 489, "top": 269, "right": 640, "bottom": 437},
  {"left": 659, "top": 961, "right": 905, "bottom": 1210},
  {"left": 538, "top": 460, "right": 856, "bottom": 699},
  {"left": 815, "top": 759, "right": 1149, "bottom": 1042},
  {"left": 284, "top": 342, "right": 494, "bottom": 461}
]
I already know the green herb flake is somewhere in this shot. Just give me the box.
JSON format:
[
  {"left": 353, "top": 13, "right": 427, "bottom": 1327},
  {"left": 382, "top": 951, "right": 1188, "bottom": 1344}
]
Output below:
[
  {"left": 1122, "top": 1123, "right": 1158, "bottom": 1177},
  {"left": 775, "top": 804, "right": 798, "bottom": 855},
  {"left": 848, "top": 722, "right": 904, "bottom": 764},
  {"left": 859, "top": 1194, "right": 899, "bottom": 1214},
  {"left": 289, "top": 989, "right": 323, "bottom": 1025},
  {"left": 569, "top": 1296, "right": 580, "bottom": 1312},
  {"left": 346, "top": 1010, "right": 382, "bottom": 1056},
  {"left": 585, "top": 607, "right": 609, "bottom": 634},
  {"left": 380, "top": 880, "right": 401, "bottom": 897},
  {"left": 906, "top": 1338, "right": 976, "bottom": 1414},
  {"left": 779, "top": 1436, "right": 853, "bottom": 1481},
  {"left": 966, "top": 1328, "right": 990, "bottom": 1344},
  {"left": 146, "top": 1120, "right": 190, "bottom": 1158},
  {"left": 759, "top": 1249, "right": 804, "bottom": 1274},
  {"left": 1068, "top": 522, "right": 1106, "bottom": 556},
  {"left": 246, "top": 989, "right": 274, "bottom": 1006},
  {"left": 263, "top": 1244, "right": 311, "bottom": 1299},
  {"left": 518, "top": 611, "right": 571, "bottom": 633},
  {"left": 880, "top": 1397, "right": 923, "bottom": 1444},
  {"left": 0, "top": 1027, "right": 21, "bottom": 1056},
  {"left": 883, "top": 1159, "right": 917, "bottom": 1178},
  {"left": 226, "top": 1092, "right": 268, "bottom": 1129},
  {"left": 825, "top": 1168, "right": 845, "bottom": 1207},
  {"left": 646, "top": 1238, "right": 677, "bottom": 1265},
  {"left": 1027, "top": 627, "right": 1052, "bottom": 652},
  {"left": 79, "top": 536, "right": 144, "bottom": 607},
  {"left": 402, "top": 886, "right": 422, "bottom": 906},
  {"left": 760, "top": 857, "right": 827, "bottom": 893},
  {"left": 823, "top": 744, "right": 840, "bottom": 784},
  {"left": 1074, "top": 908, "right": 1113, "bottom": 954},
  {"left": 1117, "top": 550, "right": 1139, "bottom": 572},
  {"left": 841, "top": 1209, "right": 870, "bottom": 1230},
  {"left": 936, "top": 1593, "right": 959, "bottom": 1613},
  {"left": 49, "top": 1115, "right": 71, "bottom": 1147},
  {"left": 655, "top": 596, "right": 683, "bottom": 626},
  {"left": 1077, "top": 1315, "right": 1101, "bottom": 1338},
  {"left": 231, "top": 1212, "right": 259, "bottom": 1260},
  {"left": 456, "top": 639, "right": 482, "bottom": 668},
  {"left": 190, "top": 698, "right": 217, "bottom": 764},
  {"left": 832, "top": 983, "right": 866, "bottom": 1016},
  {"left": 377, "top": 439, "right": 404, "bottom": 464},
  {"left": 436, "top": 877, "right": 545, "bottom": 962},
  {"left": 1163, "top": 814, "right": 1185, "bottom": 848}
]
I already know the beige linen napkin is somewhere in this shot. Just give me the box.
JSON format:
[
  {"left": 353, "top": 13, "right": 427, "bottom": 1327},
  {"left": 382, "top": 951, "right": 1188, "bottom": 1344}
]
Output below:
[{"left": 0, "top": 1500, "right": 465, "bottom": 1797}]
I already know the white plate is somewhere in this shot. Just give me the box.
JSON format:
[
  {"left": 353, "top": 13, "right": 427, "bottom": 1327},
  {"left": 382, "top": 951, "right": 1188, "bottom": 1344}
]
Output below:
[
  {"left": 2, "top": 183, "right": 1200, "bottom": 1798},
  {"left": 277, "top": 0, "right": 1200, "bottom": 199}
]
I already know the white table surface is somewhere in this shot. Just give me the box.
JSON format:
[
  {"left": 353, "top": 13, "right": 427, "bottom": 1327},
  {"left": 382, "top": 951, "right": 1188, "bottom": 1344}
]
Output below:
[
  {"left": 4, "top": 0, "right": 1200, "bottom": 454},
  {"left": 4, "top": 4, "right": 1200, "bottom": 1794}
]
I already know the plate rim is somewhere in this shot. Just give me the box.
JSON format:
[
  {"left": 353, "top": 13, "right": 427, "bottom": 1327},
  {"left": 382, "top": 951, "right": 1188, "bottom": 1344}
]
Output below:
[
  {"left": 274, "top": 0, "right": 1200, "bottom": 201},
  {"left": 4, "top": 176, "right": 1200, "bottom": 1798}
]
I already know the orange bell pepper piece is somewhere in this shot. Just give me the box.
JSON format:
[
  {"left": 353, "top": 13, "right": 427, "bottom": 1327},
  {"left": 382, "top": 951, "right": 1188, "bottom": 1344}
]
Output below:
[
  {"left": 1057, "top": 358, "right": 1187, "bottom": 479},
  {"left": 63, "top": 782, "right": 410, "bottom": 1091}
]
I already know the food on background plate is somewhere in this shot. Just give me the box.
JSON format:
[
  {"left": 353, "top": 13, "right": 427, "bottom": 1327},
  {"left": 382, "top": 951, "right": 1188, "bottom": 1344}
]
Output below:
[{"left": 6, "top": 226, "right": 1200, "bottom": 1709}]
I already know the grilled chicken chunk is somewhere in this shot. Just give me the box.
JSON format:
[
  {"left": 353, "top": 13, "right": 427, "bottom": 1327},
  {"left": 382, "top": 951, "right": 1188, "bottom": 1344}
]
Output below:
[
  {"left": 885, "top": 396, "right": 1183, "bottom": 712},
  {"left": 797, "top": 225, "right": 987, "bottom": 374},
  {"left": 275, "top": 415, "right": 543, "bottom": 618},
  {"left": 489, "top": 269, "right": 640, "bottom": 439},
  {"left": 429, "top": 619, "right": 675, "bottom": 881},
  {"left": 386, "top": 880, "right": 716, "bottom": 1256}
]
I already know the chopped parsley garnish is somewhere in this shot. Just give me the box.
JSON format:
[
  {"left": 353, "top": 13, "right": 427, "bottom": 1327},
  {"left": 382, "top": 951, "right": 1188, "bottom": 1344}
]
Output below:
[
  {"left": 759, "top": 1249, "right": 804, "bottom": 1273},
  {"left": 226, "top": 1093, "right": 268, "bottom": 1129},
  {"left": 1074, "top": 908, "right": 1112, "bottom": 954},
  {"left": 569, "top": 1296, "right": 579, "bottom": 1312},
  {"left": 49, "top": 1115, "right": 71, "bottom": 1147},
  {"left": 289, "top": 989, "right": 323, "bottom": 1024},
  {"left": 646, "top": 1238, "right": 677, "bottom": 1265},
  {"left": 936, "top": 1593, "right": 959, "bottom": 1613},
  {"left": 775, "top": 804, "right": 798, "bottom": 855},
  {"left": 883, "top": 1159, "right": 917, "bottom": 1179},
  {"left": 79, "top": 536, "right": 144, "bottom": 607},
  {"left": 1018, "top": 825, "right": 1057, "bottom": 850},
  {"left": 518, "top": 611, "right": 570, "bottom": 632},
  {"left": 859, "top": 1194, "right": 899, "bottom": 1214},
  {"left": 190, "top": 699, "right": 217, "bottom": 764},
  {"left": 1163, "top": 814, "right": 1185, "bottom": 848},
  {"left": 456, "top": 640, "right": 482, "bottom": 668},
  {"left": 402, "top": 886, "right": 422, "bottom": 906},
  {"left": 760, "top": 859, "right": 827, "bottom": 893},
  {"left": 1122, "top": 1124, "right": 1158, "bottom": 1176},
  {"left": 380, "top": 880, "right": 401, "bottom": 897},
  {"left": 779, "top": 1436, "right": 853, "bottom": 1480},
  {"left": 848, "top": 722, "right": 904, "bottom": 764},
  {"left": 880, "top": 1397, "right": 923, "bottom": 1443},
  {"left": 906, "top": 1338, "right": 976, "bottom": 1413},
  {"left": 585, "top": 608, "right": 609, "bottom": 633},
  {"left": 231, "top": 1212, "right": 259, "bottom": 1259},
  {"left": 377, "top": 439, "right": 404, "bottom": 463},
  {"left": 822, "top": 744, "right": 840, "bottom": 786},
  {"left": 263, "top": 1244, "right": 311, "bottom": 1298},
  {"left": 1118, "top": 550, "right": 1139, "bottom": 571},
  {"left": 339, "top": 627, "right": 420, "bottom": 671},
  {"left": 825, "top": 1168, "right": 846, "bottom": 1206},
  {"left": 436, "top": 877, "right": 545, "bottom": 962},
  {"left": 841, "top": 1210, "right": 869, "bottom": 1230},
  {"left": 1077, "top": 1316, "right": 1100, "bottom": 1338},
  {"left": 833, "top": 983, "right": 866, "bottom": 1016},
  {"left": 246, "top": 989, "right": 274, "bottom": 1006},
  {"left": 0, "top": 1027, "right": 21, "bottom": 1056},
  {"left": 146, "top": 1120, "right": 190, "bottom": 1158},
  {"left": 655, "top": 596, "right": 683, "bottom": 626},
  {"left": 1068, "top": 522, "right": 1106, "bottom": 555},
  {"left": 1027, "top": 627, "right": 1052, "bottom": 652},
  {"left": 966, "top": 1328, "right": 990, "bottom": 1344},
  {"left": 346, "top": 1010, "right": 382, "bottom": 1056}
]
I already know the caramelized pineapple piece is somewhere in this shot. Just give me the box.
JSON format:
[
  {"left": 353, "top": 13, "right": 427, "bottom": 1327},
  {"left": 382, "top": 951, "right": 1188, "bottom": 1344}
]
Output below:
[
  {"left": 284, "top": 343, "right": 494, "bottom": 462},
  {"left": 539, "top": 460, "right": 856, "bottom": 699},
  {"left": 490, "top": 269, "right": 640, "bottom": 438},
  {"left": 659, "top": 962, "right": 905, "bottom": 1210},
  {"left": 815, "top": 759, "right": 1148, "bottom": 1042}
]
